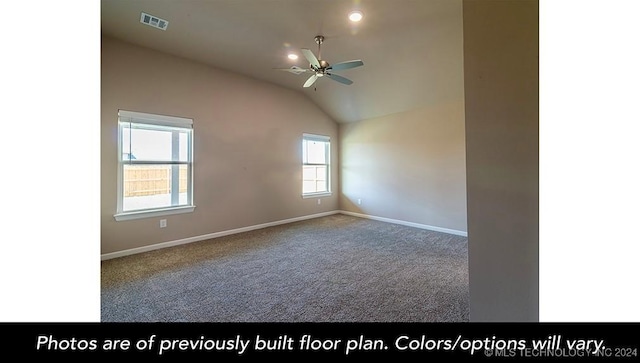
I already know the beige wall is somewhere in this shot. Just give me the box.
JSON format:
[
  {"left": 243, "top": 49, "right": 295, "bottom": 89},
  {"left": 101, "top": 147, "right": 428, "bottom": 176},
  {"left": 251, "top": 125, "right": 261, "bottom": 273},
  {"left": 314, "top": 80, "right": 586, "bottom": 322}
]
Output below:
[
  {"left": 101, "top": 36, "right": 338, "bottom": 255},
  {"left": 463, "top": 0, "right": 539, "bottom": 321},
  {"left": 339, "top": 103, "right": 467, "bottom": 232},
  {"left": 337, "top": 1, "right": 466, "bottom": 234}
]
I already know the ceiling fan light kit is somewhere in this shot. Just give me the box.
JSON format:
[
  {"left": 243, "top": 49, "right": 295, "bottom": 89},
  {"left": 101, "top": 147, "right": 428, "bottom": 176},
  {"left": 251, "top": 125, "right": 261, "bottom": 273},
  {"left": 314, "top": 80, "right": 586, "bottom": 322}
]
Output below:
[{"left": 275, "top": 35, "right": 364, "bottom": 89}]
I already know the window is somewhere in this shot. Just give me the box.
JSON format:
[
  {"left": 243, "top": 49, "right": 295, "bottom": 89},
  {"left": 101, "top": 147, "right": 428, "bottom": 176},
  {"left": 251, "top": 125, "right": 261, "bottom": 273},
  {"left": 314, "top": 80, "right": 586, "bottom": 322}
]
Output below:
[
  {"left": 302, "top": 133, "right": 331, "bottom": 197},
  {"left": 114, "top": 110, "right": 195, "bottom": 221}
]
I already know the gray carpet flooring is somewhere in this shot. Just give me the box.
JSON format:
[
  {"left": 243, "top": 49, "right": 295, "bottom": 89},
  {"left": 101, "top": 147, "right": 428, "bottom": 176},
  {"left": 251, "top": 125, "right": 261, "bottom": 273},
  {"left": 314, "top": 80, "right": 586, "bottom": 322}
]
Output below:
[{"left": 101, "top": 214, "right": 469, "bottom": 322}]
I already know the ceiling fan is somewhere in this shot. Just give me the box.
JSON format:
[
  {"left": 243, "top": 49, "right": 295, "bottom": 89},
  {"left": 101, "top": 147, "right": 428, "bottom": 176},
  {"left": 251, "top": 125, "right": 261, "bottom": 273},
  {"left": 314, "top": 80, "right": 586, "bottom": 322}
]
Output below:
[{"left": 276, "top": 35, "right": 364, "bottom": 88}]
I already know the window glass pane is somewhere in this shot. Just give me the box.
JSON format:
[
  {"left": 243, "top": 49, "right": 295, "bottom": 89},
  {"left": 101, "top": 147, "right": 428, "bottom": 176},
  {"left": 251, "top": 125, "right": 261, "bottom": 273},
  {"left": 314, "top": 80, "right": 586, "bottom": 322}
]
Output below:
[
  {"left": 121, "top": 124, "right": 190, "bottom": 162},
  {"left": 303, "top": 180, "right": 317, "bottom": 194},
  {"left": 122, "top": 129, "right": 130, "bottom": 155},
  {"left": 302, "top": 166, "right": 316, "bottom": 180},
  {"left": 179, "top": 132, "right": 189, "bottom": 162},
  {"left": 122, "top": 164, "right": 188, "bottom": 211},
  {"left": 177, "top": 164, "right": 189, "bottom": 205},
  {"left": 306, "top": 141, "right": 326, "bottom": 164},
  {"left": 302, "top": 139, "right": 308, "bottom": 164},
  {"left": 315, "top": 166, "right": 327, "bottom": 180},
  {"left": 125, "top": 126, "right": 172, "bottom": 161},
  {"left": 316, "top": 180, "right": 327, "bottom": 192}
]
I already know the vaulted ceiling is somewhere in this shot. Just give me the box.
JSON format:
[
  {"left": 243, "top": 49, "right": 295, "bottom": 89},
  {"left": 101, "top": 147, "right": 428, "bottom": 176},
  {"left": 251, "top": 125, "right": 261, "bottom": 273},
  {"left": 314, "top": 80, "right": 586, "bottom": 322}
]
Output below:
[{"left": 101, "top": 0, "right": 463, "bottom": 123}]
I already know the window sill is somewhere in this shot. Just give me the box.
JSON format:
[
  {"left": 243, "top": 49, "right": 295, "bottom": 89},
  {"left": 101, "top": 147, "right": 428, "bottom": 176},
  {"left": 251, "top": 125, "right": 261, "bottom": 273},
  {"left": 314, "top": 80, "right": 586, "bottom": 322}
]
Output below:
[
  {"left": 302, "top": 192, "right": 332, "bottom": 199},
  {"left": 114, "top": 205, "right": 196, "bottom": 221}
]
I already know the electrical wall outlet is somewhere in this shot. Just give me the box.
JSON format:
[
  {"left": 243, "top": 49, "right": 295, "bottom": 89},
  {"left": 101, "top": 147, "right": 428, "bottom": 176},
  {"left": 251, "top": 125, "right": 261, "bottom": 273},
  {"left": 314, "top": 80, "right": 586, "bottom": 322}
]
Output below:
[
  {"left": 357, "top": 198, "right": 362, "bottom": 205},
  {"left": 160, "top": 219, "right": 167, "bottom": 228},
  {"left": 317, "top": 199, "right": 321, "bottom": 205}
]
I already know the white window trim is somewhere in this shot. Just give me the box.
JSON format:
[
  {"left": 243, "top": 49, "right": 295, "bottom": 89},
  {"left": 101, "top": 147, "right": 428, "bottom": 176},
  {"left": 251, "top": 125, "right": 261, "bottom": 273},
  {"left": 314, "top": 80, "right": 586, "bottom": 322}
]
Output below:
[
  {"left": 302, "top": 133, "right": 331, "bottom": 197},
  {"left": 302, "top": 133, "right": 330, "bottom": 143},
  {"left": 114, "top": 110, "right": 195, "bottom": 221},
  {"left": 118, "top": 110, "right": 193, "bottom": 128},
  {"left": 302, "top": 192, "right": 332, "bottom": 199},
  {"left": 114, "top": 206, "right": 196, "bottom": 221}
]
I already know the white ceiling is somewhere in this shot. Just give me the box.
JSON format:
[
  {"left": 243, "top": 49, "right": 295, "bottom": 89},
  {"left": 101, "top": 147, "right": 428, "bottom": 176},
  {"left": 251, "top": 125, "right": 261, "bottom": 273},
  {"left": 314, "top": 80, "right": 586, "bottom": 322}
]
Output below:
[{"left": 101, "top": 0, "right": 463, "bottom": 123}]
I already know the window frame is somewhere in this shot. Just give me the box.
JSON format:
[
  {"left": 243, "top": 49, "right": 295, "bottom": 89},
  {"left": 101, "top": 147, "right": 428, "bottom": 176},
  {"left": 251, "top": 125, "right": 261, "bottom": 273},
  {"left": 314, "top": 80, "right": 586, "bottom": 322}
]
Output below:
[
  {"left": 302, "top": 133, "right": 331, "bottom": 198},
  {"left": 114, "top": 110, "right": 195, "bottom": 221}
]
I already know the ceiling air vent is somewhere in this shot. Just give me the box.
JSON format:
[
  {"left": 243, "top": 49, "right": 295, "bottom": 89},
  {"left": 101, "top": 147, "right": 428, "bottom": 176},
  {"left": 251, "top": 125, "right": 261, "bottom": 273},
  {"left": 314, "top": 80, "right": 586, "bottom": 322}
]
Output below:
[{"left": 140, "top": 12, "right": 169, "bottom": 31}]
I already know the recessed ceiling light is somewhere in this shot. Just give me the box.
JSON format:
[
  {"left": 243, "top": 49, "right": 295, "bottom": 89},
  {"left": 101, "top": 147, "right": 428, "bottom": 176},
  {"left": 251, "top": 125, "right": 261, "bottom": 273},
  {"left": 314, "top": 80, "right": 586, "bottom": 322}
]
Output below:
[
  {"left": 288, "top": 53, "right": 298, "bottom": 60},
  {"left": 348, "top": 11, "right": 363, "bottom": 22}
]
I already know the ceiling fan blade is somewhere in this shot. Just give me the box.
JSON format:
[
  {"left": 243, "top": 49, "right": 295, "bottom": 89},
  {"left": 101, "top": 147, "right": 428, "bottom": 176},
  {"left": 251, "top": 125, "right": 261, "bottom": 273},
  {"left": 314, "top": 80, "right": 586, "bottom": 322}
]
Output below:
[
  {"left": 273, "top": 66, "right": 309, "bottom": 75},
  {"left": 326, "top": 73, "right": 353, "bottom": 85},
  {"left": 301, "top": 48, "right": 320, "bottom": 69},
  {"left": 303, "top": 74, "right": 319, "bottom": 88},
  {"left": 328, "top": 60, "right": 364, "bottom": 71}
]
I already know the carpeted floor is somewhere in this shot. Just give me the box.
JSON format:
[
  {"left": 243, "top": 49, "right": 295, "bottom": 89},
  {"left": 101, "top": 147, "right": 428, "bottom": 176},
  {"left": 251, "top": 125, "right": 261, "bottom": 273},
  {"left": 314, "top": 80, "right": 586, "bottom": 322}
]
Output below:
[{"left": 101, "top": 214, "right": 469, "bottom": 322}]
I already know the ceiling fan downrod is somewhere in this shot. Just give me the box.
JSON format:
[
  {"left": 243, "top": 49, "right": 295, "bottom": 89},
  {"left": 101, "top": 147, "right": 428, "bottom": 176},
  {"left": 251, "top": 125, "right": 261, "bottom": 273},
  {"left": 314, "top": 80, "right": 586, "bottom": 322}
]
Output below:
[{"left": 314, "top": 35, "right": 324, "bottom": 60}]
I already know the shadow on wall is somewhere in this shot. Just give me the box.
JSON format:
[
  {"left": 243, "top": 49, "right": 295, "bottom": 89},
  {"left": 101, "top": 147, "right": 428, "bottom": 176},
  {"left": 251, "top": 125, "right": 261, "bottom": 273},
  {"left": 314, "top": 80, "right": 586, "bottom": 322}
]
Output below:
[{"left": 341, "top": 194, "right": 365, "bottom": 214}]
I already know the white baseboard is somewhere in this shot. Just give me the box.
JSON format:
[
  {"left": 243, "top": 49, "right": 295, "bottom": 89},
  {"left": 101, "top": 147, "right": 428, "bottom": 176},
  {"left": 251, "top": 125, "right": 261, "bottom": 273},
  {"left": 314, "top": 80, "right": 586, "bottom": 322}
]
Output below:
[
  {"left": 339, "top": 210, "right": 468, "bottom": 237},
  {"left": 101, "top": 210, "right": 340, "bottom": 260},
  {"left": 102, "top": 209, "right": 467, "bottom": 260}
]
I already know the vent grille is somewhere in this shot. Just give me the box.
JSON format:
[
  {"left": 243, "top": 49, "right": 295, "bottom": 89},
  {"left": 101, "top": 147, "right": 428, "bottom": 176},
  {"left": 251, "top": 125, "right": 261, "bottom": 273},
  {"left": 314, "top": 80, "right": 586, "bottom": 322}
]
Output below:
[{"left": 140, "top": 12, "right": 168, "bottom": 30}]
